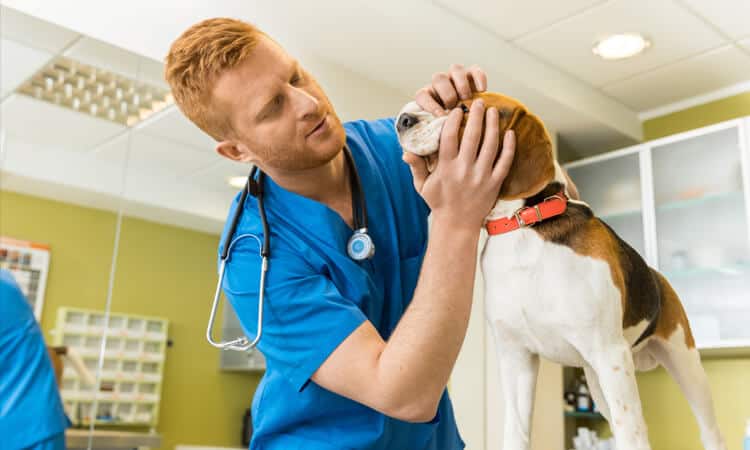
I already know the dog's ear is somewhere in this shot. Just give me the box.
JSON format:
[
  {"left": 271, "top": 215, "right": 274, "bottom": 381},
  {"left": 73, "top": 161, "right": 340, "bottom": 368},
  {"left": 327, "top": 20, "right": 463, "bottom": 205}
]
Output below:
[{"left": 497, "top": 109, "right": 555, "bottom": 200}]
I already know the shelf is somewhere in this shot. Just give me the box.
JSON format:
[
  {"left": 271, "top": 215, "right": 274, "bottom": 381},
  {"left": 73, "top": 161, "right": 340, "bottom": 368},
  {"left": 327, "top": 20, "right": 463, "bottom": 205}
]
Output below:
[
  {"left": 598, "top": 207, "right": 642, "bottom": 221},
  {"left": 564, "top": 411, "right": 605, "bottom": 420},
  {"left": 662, "top": 261, "right": 750, "bottom": 280},
  {"left": 656, "top": 190, "right": 744, "bottom": 212},
  {"left": 54, "top": 307, "right": 167, "bottom": 428},
  {"left": 698, "top": 341, "right": 750, "bottom": 358},
  {"left": 598, "top": 190, "right": 744, "bottom": 221}
]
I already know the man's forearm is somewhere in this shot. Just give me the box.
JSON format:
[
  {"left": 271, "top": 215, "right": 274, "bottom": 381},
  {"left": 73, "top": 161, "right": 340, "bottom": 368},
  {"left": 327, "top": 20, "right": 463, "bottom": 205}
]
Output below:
[{"left": 376, "top": 214, "right": 480, "bottom": 419}]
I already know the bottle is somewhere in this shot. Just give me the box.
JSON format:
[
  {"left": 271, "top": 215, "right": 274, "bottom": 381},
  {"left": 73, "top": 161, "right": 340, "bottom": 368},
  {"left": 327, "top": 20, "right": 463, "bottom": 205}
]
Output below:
[
  {"left": 744, "top": 418, "right": 750, "bottom": 450},
  {"left": 564, "top": 377, "right": 578, "bottom": 413},
  {"left": 576, "top": 374, "right": 592, "bottom": 412}
]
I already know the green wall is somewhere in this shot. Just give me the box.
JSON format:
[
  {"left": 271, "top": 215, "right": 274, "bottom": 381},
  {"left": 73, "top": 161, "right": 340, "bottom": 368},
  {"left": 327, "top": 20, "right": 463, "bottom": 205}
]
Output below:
[
  {"left": 0, "top": 190, "right": 261, "bottom": 450},
  {"left": 643, "top": 91, "right": 750, "bottom": 140},
  {"left": 638, "top": 92, "right": 750, "bottom": 450}
]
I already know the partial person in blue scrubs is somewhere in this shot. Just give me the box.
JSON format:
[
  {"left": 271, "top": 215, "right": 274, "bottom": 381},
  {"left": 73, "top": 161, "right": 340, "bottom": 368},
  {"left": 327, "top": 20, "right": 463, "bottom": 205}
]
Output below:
[
  {"left": 0, "top": 269, "right": 69, "bottom": 450},
  {"left": 165, "top": 18, "right": 515, "bottom": 450}
]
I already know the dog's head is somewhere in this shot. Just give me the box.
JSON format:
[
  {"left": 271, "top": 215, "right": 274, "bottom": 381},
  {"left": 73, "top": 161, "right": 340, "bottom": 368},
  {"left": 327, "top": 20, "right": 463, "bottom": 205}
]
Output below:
[{"left": 396, "top": 92, "right": 556, "bottom": 200}]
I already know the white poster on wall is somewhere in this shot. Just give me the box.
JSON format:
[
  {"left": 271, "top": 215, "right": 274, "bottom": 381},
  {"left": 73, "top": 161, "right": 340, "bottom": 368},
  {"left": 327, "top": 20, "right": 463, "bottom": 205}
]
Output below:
[{"left": 0, "top": 236, "right": 51, "bottom": 321}]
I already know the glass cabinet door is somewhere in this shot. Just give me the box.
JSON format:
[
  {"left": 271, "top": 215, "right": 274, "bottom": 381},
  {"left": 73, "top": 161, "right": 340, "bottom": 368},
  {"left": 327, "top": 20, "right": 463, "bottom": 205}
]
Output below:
[
  {"left": 650, "top": 125, "right": 750, "bottom": 349},
  {"left": 567, "top": 152, "right": 647, "bottom": 259}
]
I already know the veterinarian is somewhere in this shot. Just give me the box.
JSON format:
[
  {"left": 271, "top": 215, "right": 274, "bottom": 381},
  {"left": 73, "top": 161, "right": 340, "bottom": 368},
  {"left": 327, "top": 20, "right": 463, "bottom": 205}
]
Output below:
[
  {"left": 0, "top": 269, "right": 69, "bottom": 450},
  {"left": 165, "top": 18, "right": 515, "bottom": 450}
]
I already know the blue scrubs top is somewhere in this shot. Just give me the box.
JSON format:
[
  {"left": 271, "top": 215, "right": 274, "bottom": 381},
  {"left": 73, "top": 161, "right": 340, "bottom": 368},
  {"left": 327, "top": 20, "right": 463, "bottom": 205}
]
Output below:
[
  {"left": 219, "top": 118, "right": 465, "bottom": 450},
  {"left": 0, "top": 269, "right": 69, "bottom": 450}
]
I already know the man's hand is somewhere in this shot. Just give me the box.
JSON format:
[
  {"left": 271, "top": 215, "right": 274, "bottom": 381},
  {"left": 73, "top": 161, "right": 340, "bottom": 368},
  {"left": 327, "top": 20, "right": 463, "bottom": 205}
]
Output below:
[
  {"left": 415, "top": 64, "right": 487, "bottom": 116},
  {"left": 405, "top": 101, "right": 515, "bottom": 231}
]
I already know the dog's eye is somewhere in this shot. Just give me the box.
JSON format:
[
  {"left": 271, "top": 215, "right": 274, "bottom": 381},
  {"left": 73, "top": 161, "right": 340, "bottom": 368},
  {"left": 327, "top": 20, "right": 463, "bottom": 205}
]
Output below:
[{"left": 460, "top": 103, "right": 469, "bottom": 113}]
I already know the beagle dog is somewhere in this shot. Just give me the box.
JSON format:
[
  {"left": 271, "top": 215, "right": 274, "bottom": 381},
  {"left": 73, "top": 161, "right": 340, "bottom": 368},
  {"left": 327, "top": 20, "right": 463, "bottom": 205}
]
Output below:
[{"left": 395, "top": 93, "right": 726, "bottom": 450}]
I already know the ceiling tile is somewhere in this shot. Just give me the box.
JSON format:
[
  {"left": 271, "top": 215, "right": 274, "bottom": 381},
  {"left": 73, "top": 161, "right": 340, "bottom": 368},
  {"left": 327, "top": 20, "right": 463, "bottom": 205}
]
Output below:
[
  {"left": 680, "top": 0, "right": 750, "bottom": 40},
  {"left": 189, "top": 157, "right": 252, "bottom": 193},
  {"left": 92, "top": 130, "right": 218, "bottom": 177},
  {"left": 433, "top": 0, "right": 605, "bottom": 40},
  {"left": 138, "top": 106, "right": 215, "bottom": 151},
  {"left": 62, "top": 37, "right": 168, "bottom": 90},
  {"left": 138, "top": 57, "right": 170, "bottom": 90},
  {"left": 602, "top": 45, "right": 750, "bottom": 111},
  {"left": 514, "top": 0, "right": 726, "bottom": 86},
  {"left": 1, "top": 94, "right": 125, "bottom": 152},
  {"left": 1, "top": 38, "right": 51, "bottom": 97},
  {"left": 64, "top": 36, "right": 142, "bottom": 80},
  {"left": 0, "top": 5, "right": 79, "bottom": 54},
  {"left": 89, "top": 132, "right": 131, "bottom": 167}
]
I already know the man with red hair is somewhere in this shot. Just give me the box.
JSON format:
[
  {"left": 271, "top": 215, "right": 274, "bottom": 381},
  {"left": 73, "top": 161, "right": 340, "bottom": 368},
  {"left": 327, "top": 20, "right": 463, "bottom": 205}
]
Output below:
[{"left": 166, "top": 18, "right": 515, "bottom": 450}]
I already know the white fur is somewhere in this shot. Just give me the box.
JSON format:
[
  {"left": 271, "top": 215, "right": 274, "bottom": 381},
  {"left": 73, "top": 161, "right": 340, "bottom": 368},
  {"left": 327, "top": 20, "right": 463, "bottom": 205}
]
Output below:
[
  {"left": 646, "top": 328, "right": 727, "bottom": 450},
  {"left": 394, "top": 100, "right": 726, "bottom": 449},
  {"left": 395, "top": 101, "right": 447, "bottom": 156},
  {"left": 481, "top": 178, "right": 726, "bottom": 450},
  {"left": 482, "top": 203, "right": 648, "bottom": 449}
]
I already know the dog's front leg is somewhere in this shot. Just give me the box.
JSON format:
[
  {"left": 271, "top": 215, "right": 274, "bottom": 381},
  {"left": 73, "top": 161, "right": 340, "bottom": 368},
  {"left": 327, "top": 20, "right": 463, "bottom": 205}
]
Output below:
[{"left": 492, "top": 327, "right": 539, "bottom": 450}]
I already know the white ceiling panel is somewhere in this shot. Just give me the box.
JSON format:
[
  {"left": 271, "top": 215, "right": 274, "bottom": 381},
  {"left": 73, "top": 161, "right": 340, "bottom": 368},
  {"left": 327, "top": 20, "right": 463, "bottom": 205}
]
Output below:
[
  {"left": 602, "top": 45, "right": 750, "bottom": 110},
  {"left": 434, "top": 0, "right": 606, "bottom": 40},
  {"left": 137, "top": 106, "right": 215, "bottom": 151},
  {"left": 680, "top": 0, "right": 750, "bottom": 40},
  {"left": 62, "top": 35, "right": 169, "bottom": 89},
  {"left": 0, "top": 5, "right": 79, "bottom": 54},
  {"left": 64, "top": 36, "right": 143, "bottom": 80},
  {"left": 92, "top": 129, "right": 217, "bottom": 177},
  {"left": 138, "top": 56, "right": 170, "bottom": 90},
  {"left": 188, "top": 157, "right": 252, "bottom": 193},
  {"left": 515, "top": 0, "right": 726, "bottom": 86},
  {"left": 1, "top": 38, "right": 51, "bottom": 97},
  {"left": 1, "top": 94, "right": 125, "bottom": 152}
]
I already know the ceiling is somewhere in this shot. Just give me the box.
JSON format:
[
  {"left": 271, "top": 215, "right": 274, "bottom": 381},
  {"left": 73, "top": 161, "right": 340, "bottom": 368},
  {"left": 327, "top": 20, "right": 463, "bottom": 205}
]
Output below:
[{"left": 0, "top": 0, "right": 748, "bottom": 234}]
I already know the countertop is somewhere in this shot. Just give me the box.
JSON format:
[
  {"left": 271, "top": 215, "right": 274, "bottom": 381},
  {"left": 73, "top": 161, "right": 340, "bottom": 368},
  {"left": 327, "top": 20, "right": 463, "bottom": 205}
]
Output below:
[{"left": 66, "top": 429, "right": 161, "bottom": 449}]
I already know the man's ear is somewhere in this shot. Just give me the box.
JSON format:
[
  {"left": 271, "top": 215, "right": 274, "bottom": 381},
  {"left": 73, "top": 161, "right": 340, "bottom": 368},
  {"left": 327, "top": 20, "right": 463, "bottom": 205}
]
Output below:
[{"left": 216, "top": 140, "right": 253, "bottom": 163}]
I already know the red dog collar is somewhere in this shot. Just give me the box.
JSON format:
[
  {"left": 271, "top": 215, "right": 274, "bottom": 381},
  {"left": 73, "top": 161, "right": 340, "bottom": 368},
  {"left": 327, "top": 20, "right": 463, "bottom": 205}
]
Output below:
[{"left": 486, "top": 191, "right": 568, "bottom": 236}]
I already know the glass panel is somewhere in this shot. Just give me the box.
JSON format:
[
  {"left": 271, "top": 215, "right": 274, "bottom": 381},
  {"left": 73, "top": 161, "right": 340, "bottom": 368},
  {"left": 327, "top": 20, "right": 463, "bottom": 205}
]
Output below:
[
  {"left": 566, "top": 153, "right": 646, "bottom": 259},
  {"left": 0, "top": 6, "right": 134, "bottom": 447},
  {"left": 651, "top": 126, "right": 750, "bottom": 347}
]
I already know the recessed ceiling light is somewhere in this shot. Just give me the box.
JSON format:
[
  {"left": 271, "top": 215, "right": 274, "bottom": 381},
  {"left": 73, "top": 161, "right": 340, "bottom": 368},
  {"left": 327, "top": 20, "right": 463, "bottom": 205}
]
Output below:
[
  {"left": 592, "top": 33, "right": 651, "bottom": 60},
  {"left": 15, "top": 55, "right": 173, "bottom": 126},
  {"left": 227, "top": 176, "right": 247, "bottom": 189}
]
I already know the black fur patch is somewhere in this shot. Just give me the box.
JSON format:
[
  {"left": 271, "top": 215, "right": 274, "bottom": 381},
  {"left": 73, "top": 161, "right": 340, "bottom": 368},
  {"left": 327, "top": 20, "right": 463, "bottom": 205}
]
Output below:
[{"left": 523, "top": 182, "right": 661, "bottom": 345}]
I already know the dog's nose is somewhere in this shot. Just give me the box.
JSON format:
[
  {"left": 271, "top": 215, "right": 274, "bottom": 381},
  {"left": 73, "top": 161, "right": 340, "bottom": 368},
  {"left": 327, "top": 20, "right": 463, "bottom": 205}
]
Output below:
[{"left": 396, "top": 113, "right": 419, "bottom": 133}]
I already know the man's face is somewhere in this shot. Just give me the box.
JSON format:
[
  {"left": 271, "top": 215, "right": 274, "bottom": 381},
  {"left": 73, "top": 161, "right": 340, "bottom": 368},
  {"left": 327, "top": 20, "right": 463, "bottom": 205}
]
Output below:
[{"left": 212, "top": 36, "right": 345, "bottom": 172}]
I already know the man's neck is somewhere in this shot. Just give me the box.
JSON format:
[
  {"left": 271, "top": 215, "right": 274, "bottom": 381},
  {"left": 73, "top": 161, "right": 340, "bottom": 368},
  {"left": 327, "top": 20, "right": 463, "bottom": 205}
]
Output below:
[{"left": 263, "top": 149, "right": 352, "bottom": 223}]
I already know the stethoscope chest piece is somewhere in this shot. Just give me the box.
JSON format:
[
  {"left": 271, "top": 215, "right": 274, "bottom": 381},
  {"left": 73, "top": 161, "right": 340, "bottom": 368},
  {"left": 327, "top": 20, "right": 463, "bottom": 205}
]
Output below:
[{"left": 347, "top": 228, "right": 375, "bottom": 261}]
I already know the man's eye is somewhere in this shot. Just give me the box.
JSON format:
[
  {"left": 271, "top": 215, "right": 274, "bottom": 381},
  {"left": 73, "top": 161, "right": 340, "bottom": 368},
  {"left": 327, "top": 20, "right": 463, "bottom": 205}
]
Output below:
[
  {"left": 291, "top": 73, "right": 302, "bottom": 85},
  {"left": 460, "top": 103, "right": 469, "bottom": 113}
]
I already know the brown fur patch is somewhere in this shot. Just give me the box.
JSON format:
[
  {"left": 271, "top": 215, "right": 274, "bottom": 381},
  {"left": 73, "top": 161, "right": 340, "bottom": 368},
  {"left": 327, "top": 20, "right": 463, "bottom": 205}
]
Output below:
[
  {"left": 651, "top": 271, "right": 696, "bottom": 348},
  {"left": 458, "top": 93, "right": 556, "bottom": 201}
]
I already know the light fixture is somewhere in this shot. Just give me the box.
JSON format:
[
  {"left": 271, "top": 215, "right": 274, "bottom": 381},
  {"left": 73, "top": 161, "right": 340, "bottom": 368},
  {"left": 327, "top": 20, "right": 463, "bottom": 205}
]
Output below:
[
  {"left": 592, "top": 33, "right": 651, "bottom": 60},
  {"left": 15, "top": 56, "right": 173, "bottom": 126},
  {"left": 227, "top": 176, "right": 247, "bottom": 189}
]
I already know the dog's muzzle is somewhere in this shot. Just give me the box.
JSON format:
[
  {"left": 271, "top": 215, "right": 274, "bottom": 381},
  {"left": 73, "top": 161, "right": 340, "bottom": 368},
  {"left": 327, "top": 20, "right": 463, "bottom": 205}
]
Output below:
[{"left": 396, "top": 113, "right": 419, "bottom": 133}]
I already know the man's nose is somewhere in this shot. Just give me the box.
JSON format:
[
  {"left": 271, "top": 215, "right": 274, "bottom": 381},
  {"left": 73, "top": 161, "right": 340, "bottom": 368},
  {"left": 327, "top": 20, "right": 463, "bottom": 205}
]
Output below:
[
  {"left": 396, "top": 113, "right": 419, "bottom": 133},
  {"left": 294, "top": 88, "right": 320, "bottom": 118}
]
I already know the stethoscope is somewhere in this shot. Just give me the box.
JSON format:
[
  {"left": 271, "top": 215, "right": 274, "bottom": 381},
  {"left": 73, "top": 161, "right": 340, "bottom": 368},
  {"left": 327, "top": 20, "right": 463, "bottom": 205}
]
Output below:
[{"left": 206, "top": 145, "right": 375, "bottom": 351}]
